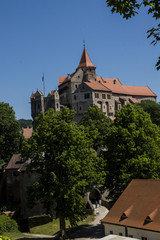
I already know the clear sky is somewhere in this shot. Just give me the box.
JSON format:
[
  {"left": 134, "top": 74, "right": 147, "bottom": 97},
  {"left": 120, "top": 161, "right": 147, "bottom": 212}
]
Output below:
[{"left": 0, "top": 0, "right": 159, "bottom": 119}]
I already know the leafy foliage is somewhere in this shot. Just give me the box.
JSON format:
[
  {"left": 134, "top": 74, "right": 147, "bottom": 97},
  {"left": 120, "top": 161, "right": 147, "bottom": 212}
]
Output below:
[
  {"left": 106, "top": 0, "right": 160, "bottom": 70},
  {"left": 80, "top": 106, "right": 111, "bottom": 151},
  {"left": 0, "top": 236, "right": 14, "bottom": 240},
  {"left": 138, "top": 100, "right": 160, "bottom": 126},
  {"left": 102, "top": 104, "right": 160, "bottom": 202},
  {"left": 22, "top": 107, "right": 105, "bottom": 230},
  {"left": 0, "top": 102, "right": 20, "bottom": 170},
  {"left": 0, "top": 215, "right": 18, "bottom": 234},
  {"left": 18, "top": 119, "right": 32, "bottom": 129}
]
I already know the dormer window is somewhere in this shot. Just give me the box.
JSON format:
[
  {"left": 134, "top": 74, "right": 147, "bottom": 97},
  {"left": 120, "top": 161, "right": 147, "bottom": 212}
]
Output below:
[
  {"left": 144, "top": 216, "right": 152, "bottom": 225},
  {"left": 143, "top": 209, "right": 158, "bottom": 225},
  {"left": 120, "top": 212, "right": 128, "bottom": 221},
  {"left": 119, "top": 205, "right": 133, "bottom": 222},
  {"left": 113, "top": 79, "right": 116, "bottom": 84}
]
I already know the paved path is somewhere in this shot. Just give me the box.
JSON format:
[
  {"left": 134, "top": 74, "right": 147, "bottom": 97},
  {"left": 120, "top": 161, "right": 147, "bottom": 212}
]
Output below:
[
  {"left": 69, "top": 206, "right": 109, "bottom": 240},
  {"left": 18, "top": 206, "right": 109, "bottom": 240}
]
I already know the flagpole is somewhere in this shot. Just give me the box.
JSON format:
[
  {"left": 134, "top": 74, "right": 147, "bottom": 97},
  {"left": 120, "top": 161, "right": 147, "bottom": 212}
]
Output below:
[{"left": 42, "top": 73, "right": 45, "bottom": 97}]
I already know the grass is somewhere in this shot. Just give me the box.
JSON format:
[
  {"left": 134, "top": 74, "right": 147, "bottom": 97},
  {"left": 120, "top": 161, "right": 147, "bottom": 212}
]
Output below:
[
  {"left": 2, "top": 232, "right": 34, "bottom": 239},
  {"left": 30, "top": 214, "right": 95, "bottom": 235},
  {"left": 2, "top": 214, "right": 95, "bottom": 239}
]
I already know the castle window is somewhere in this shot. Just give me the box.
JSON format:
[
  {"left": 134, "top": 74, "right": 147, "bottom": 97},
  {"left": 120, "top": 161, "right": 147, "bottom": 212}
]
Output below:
[
  {"left": 113, "top": 79, "right": 116, "bottom": 84},
  {"left": 102, "top": 94, "right": 106, "bottom": 99},
  {"left": 74, "top": 95, "right": 77, "bottom": 100},
  {"left": 79, "top": 106, "right": 82, "bottom": 110},
  {"left": 119, "top": 233, "right": 123, "bottom": 236},
  {"left": 110, "top": 231, "right": 113, "bottom": 234},
  {"left": 84, "top": 93, "right": 90, "bottom": 99},
  {"left": 118, "top": 104, "right": 121, "bottom": 110},
  {"left": 95, "top": 93, "right": 99, "bottom": 98},
  {"left": 107, "top": 94, "right": 111, "bottom": 99},
  {"left": 57, "top": 103, "right": 59, "bottom": 108},
  {"left": 75, "top": 84, "right": 78, "bottom": 89},
  {"left": 38, "top": 103, "right": 40, "bottom": 109}
]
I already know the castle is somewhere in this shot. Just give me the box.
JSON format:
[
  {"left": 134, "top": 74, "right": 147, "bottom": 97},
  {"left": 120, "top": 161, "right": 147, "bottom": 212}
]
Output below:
[{"left": 31, "top": 47, "right": 156, "bottom": 122}]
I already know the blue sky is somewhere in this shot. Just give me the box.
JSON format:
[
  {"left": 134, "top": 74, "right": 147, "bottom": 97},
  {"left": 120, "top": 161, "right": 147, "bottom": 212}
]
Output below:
[{"left": 0, "top": 0, "right": 159, "bottom": 119}]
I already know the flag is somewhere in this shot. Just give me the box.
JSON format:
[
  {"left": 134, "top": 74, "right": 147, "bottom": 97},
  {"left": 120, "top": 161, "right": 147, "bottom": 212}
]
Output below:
[{"left": 42, "top": 73, "right": 44, "bottom": 82}]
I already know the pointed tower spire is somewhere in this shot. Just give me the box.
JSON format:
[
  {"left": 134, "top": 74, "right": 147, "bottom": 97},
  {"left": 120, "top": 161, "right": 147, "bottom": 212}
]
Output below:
[{"left": 77, "top": 46, "right": 96, "bottom": 69}]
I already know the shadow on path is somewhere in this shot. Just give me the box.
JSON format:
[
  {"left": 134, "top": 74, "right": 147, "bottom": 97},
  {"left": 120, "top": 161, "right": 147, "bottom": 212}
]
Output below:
[{"left": 69, "top": 223, "right": 105, "bottom": 240}]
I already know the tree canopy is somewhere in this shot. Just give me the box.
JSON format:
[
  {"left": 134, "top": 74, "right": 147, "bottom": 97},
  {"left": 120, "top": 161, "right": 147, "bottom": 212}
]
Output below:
[
  {"left": 80, "top": 105, "right": 111, "bottom": 151},
  {"left": 102, "top": 104, "right": 160, "bottom": 203},
  {"left": 106, "top": 0, "right": 160, "bottom": 70},
  {"left": 18, "top": 119, "right": 32, "bottom": 128},
  {"left": 137, "top": 100, "right": 160, "bottom": 126},
  {"left": 0, "top": 102, "right": 20, "bottom": 170},
  {"left": 22, "top": 107, "right": 105, "bottom": 234}
]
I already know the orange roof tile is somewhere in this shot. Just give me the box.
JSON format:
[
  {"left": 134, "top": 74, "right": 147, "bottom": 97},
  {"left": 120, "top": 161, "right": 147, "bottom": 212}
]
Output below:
[
  {"left": 102, "top": 179, "right": 160, "bottom": 232},
  {"left": 77, "top": 48, "right": 96, "bottom": 69},
  {"left": 84, "top": 80, "right": 111, "bottom": 92},
  {"left": 101, "top": 83, "right": 156, "bottom": 97},
  {"left": 22, "top": 128, "right": 33, "bottom": 139},
  {"left": 47, "top": 90, "right": 57, "bottom": 96},
  {"left": 31, "top": 93, "right": 36, "bottom": 99},
  {"left": 98, "top": 77, "right": 122, "bottom": 85},
  {"left": 129, "top": 98, "right": 139, "bottom": 104},
  {"left": 37, "top": 90, "right": 43, "bottom": 96},
  {"left": 98, "top": 77, "right": 156, "bottom": 97},
  {"left": 58, "top": 76, "right": 67, "bottom": 86}
]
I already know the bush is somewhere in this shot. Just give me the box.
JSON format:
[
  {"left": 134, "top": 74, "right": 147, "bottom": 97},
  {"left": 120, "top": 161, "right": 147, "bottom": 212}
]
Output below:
[
  {"left": 0, "top": 236, "right": 13, "bottom": 240},
  {"left": 0, "top": 215, "right": 18, "bottom": 234}
]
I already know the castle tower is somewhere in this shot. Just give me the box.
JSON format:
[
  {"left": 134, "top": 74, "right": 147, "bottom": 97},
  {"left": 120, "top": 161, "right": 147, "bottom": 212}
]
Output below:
[{"left": 77, "top": 47, "right": 97, "bottom": 82}]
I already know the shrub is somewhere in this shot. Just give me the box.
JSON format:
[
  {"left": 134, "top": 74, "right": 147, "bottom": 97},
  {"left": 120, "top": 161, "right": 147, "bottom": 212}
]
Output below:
[
  {"left": 0, "top": 215, "right": 18, "bottom": 234},
  {"left": 0, "top": 236, "right": 13, "bottom": 240}
]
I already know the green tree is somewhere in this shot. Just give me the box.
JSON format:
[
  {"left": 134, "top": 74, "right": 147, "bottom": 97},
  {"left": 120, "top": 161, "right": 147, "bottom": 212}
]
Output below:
[
  {"left": 106, "top": 0, "right": 160, "bottom": 70},
  {"left": 0, "top": 102, "right": 20, "bottom": 170},
  {"left": 18, "top": 119, "right": 32, "bottom": 128},
  {"left": 22, "top": 107, "right": 105, "bottom": 235},
  {"left": 80, "top": 106, "right": 111, "bottom": 151},
  {"left": 103, "top": 104, "right": 160, "bottom": 203},
  {"left": 138, "top": 100, "right": 160, "bottom": 126}
]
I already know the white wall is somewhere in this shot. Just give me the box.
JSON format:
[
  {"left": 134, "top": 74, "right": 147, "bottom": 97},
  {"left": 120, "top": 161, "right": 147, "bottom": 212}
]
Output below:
[{"left": 104, "top": 223, "right": 160, "bottom": 240}]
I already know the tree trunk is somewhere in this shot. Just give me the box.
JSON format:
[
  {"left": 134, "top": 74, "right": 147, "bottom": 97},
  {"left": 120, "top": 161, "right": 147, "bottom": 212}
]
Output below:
[{"left": 59, "top": 216, "right": 66, "bottom": 240}]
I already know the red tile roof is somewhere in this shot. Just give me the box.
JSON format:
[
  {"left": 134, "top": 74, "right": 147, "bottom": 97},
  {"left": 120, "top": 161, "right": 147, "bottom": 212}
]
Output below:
[
  {"left": 31, "top": 93, "right": 36, "bottom": 99},
  {"left": 36, "top": 90, "right": 43, "bottom": 96},
  {"left": 100, "top": 80, "right": 156, "bottom": 97},
  {"left": 84, "top": 80, "right": 111, "bottom": 92},
  {"left": 77, "top": 48, "right": 96, "bottom": 69},
  {"left": 47, "top": 90, "right": 57, "bottom": 97},
  {"left": 98, "top": 77, "right": 122, "bottom": 85},
  {"left": 129, "top": 98, "right": 139, "bottom": 104},
  {"left": 31, "top": 90, "right": 43, "bottom": 99},
  {"left": 102, "top": 179, "right": 160, "bottom": 232},
  {"left": 6, "top": 154, "right": 23, "bottom": 170},
  {"left": 58, "top": 76, "right": 67, "bottom": 86},
  {"left": 22, "top": 128, "right": 33, "bottom": 139}
]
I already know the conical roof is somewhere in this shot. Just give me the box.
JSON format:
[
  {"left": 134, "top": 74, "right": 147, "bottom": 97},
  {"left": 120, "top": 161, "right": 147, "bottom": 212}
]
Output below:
[{"left": 77, "top": 48, "right": 96, "bottom": 69}]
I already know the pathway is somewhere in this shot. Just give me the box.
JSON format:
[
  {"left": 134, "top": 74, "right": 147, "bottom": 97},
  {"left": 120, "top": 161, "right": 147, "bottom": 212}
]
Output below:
[
  {"left": 69, "top": 205, "right": 109, "bottom": 240},
  {"left": 17, "top": 206, "right": 109, "bottom": 240}
]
